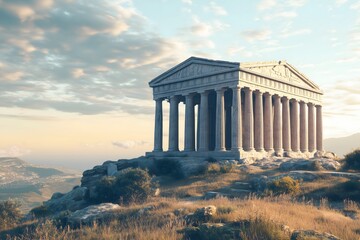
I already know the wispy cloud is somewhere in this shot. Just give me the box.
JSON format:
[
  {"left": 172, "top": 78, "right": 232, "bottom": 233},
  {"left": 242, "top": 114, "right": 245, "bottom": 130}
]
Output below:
[
  {"left": 257, "top": 0, "right": 277, "bottom": 11},
  {"left": 241, "top": 29, "right": 272, "bottom": 42},
  {"left": 205, "top": 2, "right": 228, "bottom": 16},
  {"left": 112, "top": 140, "right": 148, "bottom": 149}
]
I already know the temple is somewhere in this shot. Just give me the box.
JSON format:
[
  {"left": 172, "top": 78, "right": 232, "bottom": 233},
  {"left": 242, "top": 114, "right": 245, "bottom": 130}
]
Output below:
[{"left": 146, "top": 57, "right": 323, "bottom": 160}]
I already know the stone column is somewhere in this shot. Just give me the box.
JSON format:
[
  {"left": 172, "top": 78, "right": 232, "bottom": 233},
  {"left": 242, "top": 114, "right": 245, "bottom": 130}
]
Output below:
[
  {"left": 199, "top": 91, "right": 209, "bottom": 151},
  {"left": 231, "top": 86, "right": 242, "bottom": 151},
  {"left": 184, "top": 94, "right": 195, "bottom": 151},
  {"left": 282, "top": 97, "right": 291, "bottom": 152},
  {"left": 308, "top": 103, "right": 315, "bottom": 152},
  {"left": 300, "top": 101, "right": 308, "bottom": 153},
  {"left": 264, "top": 92, "right": 273, "bottom": 152},
  {"left": 273, "top": 95, "right": 282, "bottom": 153},
  {"left": 153, "top": 98, "right": 163, "bottom": 152},
  {"left": 168, "top": 96, "right": 179, "bottom": 151},
  {"left": 290, "top": 99, "right": 299, "bottom": 152},
  {"left": 215, "top": 88, "right": 225, "bottom": 151},
  {"left": 254, "top": 91, "right": 264, "bottom": 152},
  {"left": 243, "top": 88, "right": 254, "bottom": 151},
  {"left": 316, "top": 105, "right": 323, "bottom": 152},
  {"left": 169, "top": 96, "right": 179, "bottom": 151}
]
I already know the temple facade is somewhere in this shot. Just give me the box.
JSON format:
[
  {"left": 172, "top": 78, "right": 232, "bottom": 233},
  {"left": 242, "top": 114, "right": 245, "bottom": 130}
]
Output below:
[{"left": 146, "top": 57, "right": 323, "bottom": 160}]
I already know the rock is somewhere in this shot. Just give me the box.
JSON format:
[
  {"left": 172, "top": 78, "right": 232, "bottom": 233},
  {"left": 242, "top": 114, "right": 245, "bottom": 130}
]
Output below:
[
  {"left": 106, "top": 163, "right": 117, "bottom": 176},
  {"left": 186, "top": 205, "right": 217, "bottom": 223},
  {"left": 153, "top": 188, "right": 161, "bottom": 197},
  {"left": 291, "top": 230, "right": 341, "bottom": 240},
  {"left": 239, "top": 157, "right": 255, "bottom": 165},
  {"left": 67, "top": 203, "right": 121, "bottom": 226},
  {"left": 204, "top": 191, "right": 227, "bottom": 200},
  {"left": 279, "top": 158, "right": 341, "bottom": 171},
  {"left": 250, "top": 175, "right": 268, "bottom": 192},
  {"left": 323, "top": 151, "right": 337, "bottom": 159},
  {"left": 279, "top": 159, "right": 313, "bottom": 171},
  {"left": 44, "top": 187, "right": 89, "bottom": 213},
  {"left": 51, "top": 192, "right": 64, "bottom": 200}
]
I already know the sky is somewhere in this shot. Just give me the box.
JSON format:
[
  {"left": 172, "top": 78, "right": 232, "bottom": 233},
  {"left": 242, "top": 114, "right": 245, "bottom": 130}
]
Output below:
[{"left": 0, "top": 0, "right": 360, "bottom": 170}]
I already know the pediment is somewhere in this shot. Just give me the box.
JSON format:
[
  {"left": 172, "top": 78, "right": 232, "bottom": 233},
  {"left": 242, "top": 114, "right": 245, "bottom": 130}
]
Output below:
[
  {"left": 241, "top": 61, "right": 320, "bottom": 91},
  {"left": 149, "top": 57, "right": 239, "bottom": 87}
]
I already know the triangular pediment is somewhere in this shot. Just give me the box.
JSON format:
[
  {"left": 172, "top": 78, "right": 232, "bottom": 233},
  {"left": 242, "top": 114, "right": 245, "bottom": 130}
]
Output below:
[
  {"left": 149, "top": 57, "right": 239, "bottom": 87},
  {"left": 240, "top": 61, "right": 320, "bottom": 91}
]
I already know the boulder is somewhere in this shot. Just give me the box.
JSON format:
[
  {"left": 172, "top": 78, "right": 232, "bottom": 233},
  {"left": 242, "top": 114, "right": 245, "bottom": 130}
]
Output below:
[
  {"left": 44, "top": 187, "right": 89, "bottom": 213},
  {"left": 291, "top": 230, "right": 341, "bottom": 240},
  {"left": 190, "top": 205, "right": 217, "bottom": 222},
  {"left": 67, "top": 203, "right": 121, "bottom": 226},
  {"left": 204, "top": 191, "right": 227, "bottom": 200}
]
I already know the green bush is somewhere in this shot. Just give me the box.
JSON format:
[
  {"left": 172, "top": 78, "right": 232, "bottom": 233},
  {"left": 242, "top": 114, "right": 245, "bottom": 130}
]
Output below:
[
  {"left": 152, "top": 158, "right": 184, "bottom": 179},
  {"left": 220, "top": 163, "right": 236, "bottom": 173},
  {"left": 268, "top": 176, "right": 300, "bottom": 196},
  {"left": 342, "top": 149, "right": 360, "bottom": 171},
  {"left": 0, "top": 200, "right": 22, "bottom": 231},
  {"left": 94, "top": 168, "right": 153, "bottom": 205},
  {"left": 30, "top": 204, "right": 51, "bottom": 218}
]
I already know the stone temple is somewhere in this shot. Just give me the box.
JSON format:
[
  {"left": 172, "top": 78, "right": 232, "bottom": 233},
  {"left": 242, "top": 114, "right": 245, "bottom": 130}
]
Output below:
[{"left": 146, "top": 57, "right": 323, "bottom": 160}]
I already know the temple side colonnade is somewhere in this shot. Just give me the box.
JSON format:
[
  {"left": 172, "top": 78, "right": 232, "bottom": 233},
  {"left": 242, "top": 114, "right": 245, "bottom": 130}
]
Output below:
[{"left": 147, "top": 57, "right": 324, "bottom": 159}]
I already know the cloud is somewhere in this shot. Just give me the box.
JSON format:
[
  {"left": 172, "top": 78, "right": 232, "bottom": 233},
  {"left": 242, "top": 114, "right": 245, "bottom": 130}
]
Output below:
[
  {"left": 181, "top": 0, "right": 192, "bottom": 5},
  {"left": 205, "top": 2, "right": 227, "bottom": 16},
  {"left": 0, "top": 0, "right": 188, "bottom": 115},
  {"left": 280, "top": 28, "right": 311, "bottom": 38},
  {"left": 0, "top": 145, "right": 31, "bottom": 158},
  {"left": 112, "top": 140, "right": 148, "bottom": 149},
  {"left": 257, "top": 0, "right": 277, "bottom": 11},
  {"left": 241, "top": 29, "right": 271, "bottom": 42},
  {"left": 335, "top": 0, "right": 347, "bottom": 5}
]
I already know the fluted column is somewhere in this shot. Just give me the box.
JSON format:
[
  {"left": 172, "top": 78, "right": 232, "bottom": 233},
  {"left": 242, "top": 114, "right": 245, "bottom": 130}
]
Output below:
[
  {"left": 153, "top": 98, "right": 163, "bottom": 152},
  {"left": 231, "top": 86, "right": 242, "bottom": 151},
  {"left": 300, "top": 101, "right": 308, "bottom": 152},
  {"left": 316, "top": 105, "right": 323, "bottom": 152},
  {"left": 184, "top": 94, "right": 195, "bottom": 151},
  {"left": 168, "top": 96, "right": 179, "bottom": 151},
  {"left": 199, "top": 91, "right": 209, "bottom": 151},
  {"left": 290, "top": 99, "right": 299, "bottom": 152},
  {"left": 282, "top": 97, "right": 291, "bottom": 152},
  {"left": 308, "top": 103, "right": 315, "bottom": 152},
  {"left": 254, "top": 91, "right": 264, "bottom": 151},
  {"left": 243, "top": 88, "right": 254, "bottom": 151},
  {"left": 273, "top": 95, "right": 282, "bottom": 153},
  {"left": 264, "top": 93, "right": 273, "bottom": 152},
  {"left": 215, "top": 88, "right": 225, "bottom": 151}
]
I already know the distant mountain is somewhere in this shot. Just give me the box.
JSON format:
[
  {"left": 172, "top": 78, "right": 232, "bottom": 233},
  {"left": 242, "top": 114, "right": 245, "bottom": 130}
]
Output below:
[
  {"left": 0, "top": 157, "right": 81, "bottom": 212},
  {"left": 324, "top": 133, "right": 360, "bottom": 157}
]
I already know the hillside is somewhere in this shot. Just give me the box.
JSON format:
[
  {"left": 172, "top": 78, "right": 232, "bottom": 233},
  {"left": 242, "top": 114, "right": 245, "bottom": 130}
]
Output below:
[
  {"left": 0, "top": 157, "right": 81, "bottom": 211},
  {"left": 324, "top": 133, "right": 360, "bottom": 157}
]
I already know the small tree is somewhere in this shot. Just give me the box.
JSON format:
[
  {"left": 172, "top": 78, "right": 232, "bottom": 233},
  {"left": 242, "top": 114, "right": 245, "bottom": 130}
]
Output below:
[
  {"left": 343, "top": 149, "right": 360, "bottom": 171},
  {"left": 268, "top": 176, "right": 300, "bottom": 196},
  {"left": 95, "top": 168, "right": 153, "bottom": 205},
  {"left": 0, "top": 200, "right": 22, "bottom": 230}
]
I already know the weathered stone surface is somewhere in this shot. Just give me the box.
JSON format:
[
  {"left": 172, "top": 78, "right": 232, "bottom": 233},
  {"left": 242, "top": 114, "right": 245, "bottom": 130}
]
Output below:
[
  {"left": 44, "top": 187, "right": 89, "bottom": 212},
  {"left": 291, "top": 230, "right": 341, "bottom": 240},
  {"left": 67, "top": 203, "right": 121, "bottom": 226},
  {"left": 279, "top": 158, "right": 341, "bottom": 171}
]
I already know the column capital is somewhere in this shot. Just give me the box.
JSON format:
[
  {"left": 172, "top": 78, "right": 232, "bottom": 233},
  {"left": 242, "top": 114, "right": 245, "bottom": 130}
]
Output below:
[
  {"left": 281, "top": 96, "right": 289, "bottom": 103},
  {"left": 315, "top": 104, "right": 322, "bottom": 109},
  {"left": 254, "top": 90, "right": 263, "bottom": 96},
  {"left": 273, "top": 94, "right": 281, "bottom": 100},
  {"left": 215, "top": 87, "right": 226, "bottom": 93},
  {"left": 243, "top": 87, "right": 252, "bottom": 93},
  {"left": 231, "top": 85, "right": 241, "bottom": 91},
  {"left": 307, "top": 102, "right": 315, "bottom": 107},
  {"left": 263, "top": 92, "right": 271, "bottom": 97},
  {"left": 290, "top": 98, "right": 298, "bottom": 103},
  {"left": 199, "top": 90, "right": 209, "bottom": 96},
  {"left": 185, "top": 92, "right": 196, "bottom": 98}
]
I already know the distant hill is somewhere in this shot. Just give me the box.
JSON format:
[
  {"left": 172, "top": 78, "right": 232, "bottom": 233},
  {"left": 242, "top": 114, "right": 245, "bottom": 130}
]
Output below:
[
  {"left": 0, "top": 157, "right": 81, "bottom": 212},
  {"left": 324, "top": 133, "right": 360, "bottom": 157}
]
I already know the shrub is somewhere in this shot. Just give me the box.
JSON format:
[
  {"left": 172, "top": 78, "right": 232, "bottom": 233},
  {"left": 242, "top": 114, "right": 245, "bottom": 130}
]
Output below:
[
  {"left": 268, "top": 176, "right": 300, "bottom": 196},
  {"left": 30, "top": 204, "right": 51, "bottom": 218},
  {"left": 206, "top": 163, "right": 221, "bottom": 174},
  {"left": 220, "top": 163, "right": 236, "bottom": 173},
  {"left": 240, "top": 218, "right": 289, "bottom": 240},
  {"left": 94, "top": 168, "right": 153, "bottom": 205},
  {"left": 342, "top": 149, "right": 360, "bottom": 171},
  {"left": 152, "top": 158, "right": 184, "bottom": 179},
  {"left": 0, "top": 200, "right": 22, "bottom": 231},
  {"left": 183, "top": 224, "right": 235, "bottom": 240}
]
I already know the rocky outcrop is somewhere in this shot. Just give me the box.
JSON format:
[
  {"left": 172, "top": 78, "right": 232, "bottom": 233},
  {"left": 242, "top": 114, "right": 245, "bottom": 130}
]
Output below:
[
  {"left": 291, "top": 230, "right": 341, "bottom": 240},
  {"left": 279, "top": 158, "right": 341, "bottom": 171},
  {"left": 67, "top": 203, "right": 121, "bottom": 226},
  {"left": 44, "top": 186, "right": 89, "bottom": 213}
]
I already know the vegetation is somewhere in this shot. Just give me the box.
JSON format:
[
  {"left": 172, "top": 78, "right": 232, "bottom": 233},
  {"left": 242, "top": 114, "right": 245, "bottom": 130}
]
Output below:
[
  {"left": 0, "top": 200, "right": 22, "bottom": 231},
  {"left": 342, "top": 149, "right": 360, "bottom": 171},
  {"left": 152, "top": 158, "right": 184, "bottom": 179},
  {"left": 268, "top": 177, "right": 301, "bottom": 196},
  {"left": 94, "top": 168, "right": 153, "bottom": 205},
  {"left": 30, "top": 205, "right": 51, "bottom": 218}
]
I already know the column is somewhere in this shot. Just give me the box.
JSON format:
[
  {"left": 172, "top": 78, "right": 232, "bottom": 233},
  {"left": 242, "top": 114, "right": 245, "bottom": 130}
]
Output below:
[
  {"left": 243, "top": 88, "right": 254, "bottom": 151},
  {"left": 264, "top": 92, "right": 273, "bottom": 152},
  {"left": 215, "top": 88, "right": 225, "bottom": 151},
  {"left": 254, "top": 91, "right": 264, "bottom": 151},
  {"left": 308, "top": 103, "right": 315, "bottom": 152},
  {"left": 273, "top": 95, "right": 282, "bottom": 153},
  {"left": 300, "top": 101, "right": 308, "bottom": 152},
  {"left": 316, "top": 105, "right": 323, "bottom": 152},
  {"left": 168, "top": 96, "right": 179, "bottom": 151},
  {"left": 153, "top": 98, "right": 163, "bottom": 152},
  {"left": 199, "top": 91, "right": 209, "bottom": 151},
  {"left": 282, "top": 97, "right": 291, "bottom": 152},
  {"left": 290, "top": 99, "right": 299, "bottom": 152},
  {"left": 231, "top": 86, "right": 242, "bottom": 151},
  {"left": 184, "top": 94, "right": 195, "bottom": 151}
]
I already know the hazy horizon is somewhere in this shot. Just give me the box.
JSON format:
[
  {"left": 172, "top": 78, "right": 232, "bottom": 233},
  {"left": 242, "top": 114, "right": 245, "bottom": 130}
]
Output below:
[{"left": 1, "top": 0, "right": 360, "bottom": 171}]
